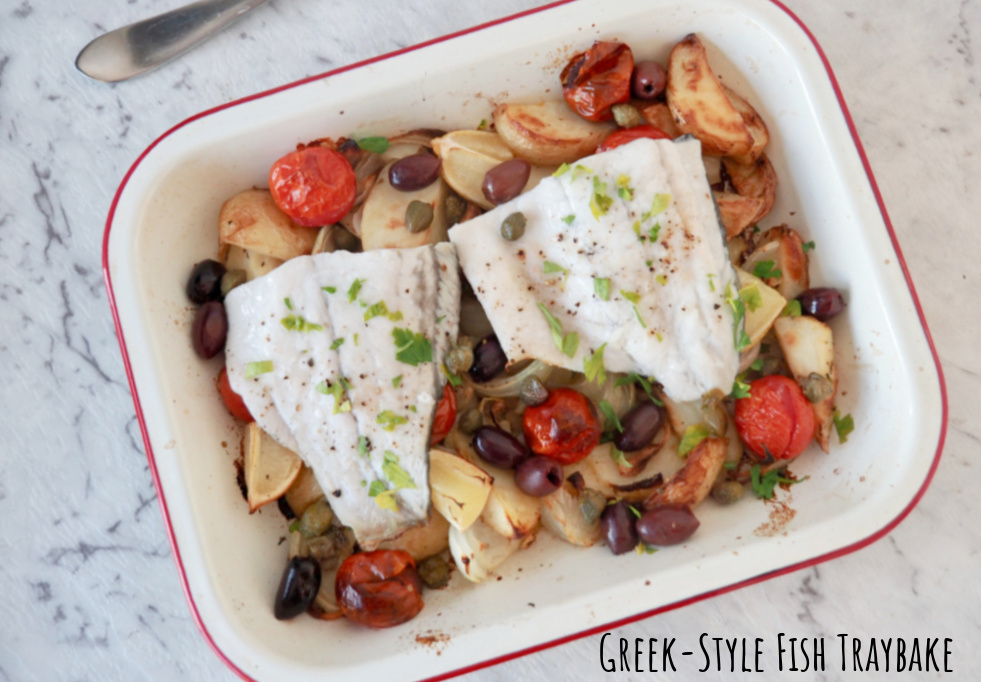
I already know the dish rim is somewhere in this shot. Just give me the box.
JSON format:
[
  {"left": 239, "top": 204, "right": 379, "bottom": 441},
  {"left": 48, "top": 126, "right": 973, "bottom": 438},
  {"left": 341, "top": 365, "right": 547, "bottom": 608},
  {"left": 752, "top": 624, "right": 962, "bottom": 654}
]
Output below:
[{"left": 101, "top": 0, "right": 948, "bottom": 680}]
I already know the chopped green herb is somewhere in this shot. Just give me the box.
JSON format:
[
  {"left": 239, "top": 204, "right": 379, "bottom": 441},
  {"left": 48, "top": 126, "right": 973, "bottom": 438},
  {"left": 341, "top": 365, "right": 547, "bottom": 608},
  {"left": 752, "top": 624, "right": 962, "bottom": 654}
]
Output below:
[
  {"left": 590, "top": 175, "right": 613, "bottom": 219},
  {"left": 572, "top": 164, "right": 593, "bottom": 181},
  {"left": 330, "top": 337, "right": 345, "bottom": 350},
  {"left": 392, "top": 374, "right": 403, "bottom": 389},
  {"left": 288, "top": 520, "right": 300, "bottom": 533},
  {"left": 643, "top": 193, "right": 670, "bottom": 220},
  {"left": 355, "top": 136, "right": 389, "bottom": 153},
  {"left": 655, "top": 274, "right": 668, "bottom": 286},
  {"left": 750, "top": 464, "right": 807, "bottom": 499},
  {"left": 553, "top": 163, "right": 571, "bottom": 177},
  {"left": 802, "top": 240, "right": 816, "bottom": 252},
  {"left": 537, "top": 303, "right": 578, "bottom": 358},
  {"left": 357, "top": 435, "right": 369, "bottom": 458},
  {"left": 620, "top": 290, "right": 641, "bottom": 305},
  {"left": 782, "top": 300, "right": 803, "bottom": 317},
  {"left": 598, "top": 399, "right": 623, "bottom": 433},
  {"left": 614, "top": 373, "right": 663, "bottom": 405},
  {"left": 632, "top": 220, "right": 642, "bottom": 239},
  {"left": 616, "top": 174, "right": 634, "bottom": 201},
  {"left": 645, "top": 260, "right": 653, "bottom": 268},
  {"left": 833, "top": 410, "right": 854, "bottom": 443},
  {"left": 281, "top": 315, "right": 324, "bottom": 333},
  {"left": 723, "top": 461, "right": 738, "bottom": 471},
  {"left": 724, "top": 282, "right": 751, "bottom": 352},
  {"left": 347, "top": 278, "right": 365, "bottom": 303},
  {"left": 392, "top": 328, "right": 433, "bottom": 366},
  {"left": 633, "top": 306, "right": 647, "bottom": 328},
  {"left": 610, "top": 446, "right": 630, "bottom": 467},
  {"left": 477, "top": 118, "right": 489, "bottom": 131},
  {"left": 583, "top": 343, "right": 607, "bottom": 385},
  {"left": 364, "top": 300, "right": 390, "bottom": 322},
  {"left": 388, "top": 310, "right": 404, "bottom": 322},
  {"left": 752, "top": 260, "right": 782, "bottom": 280},
  {"left": 750, "top": 357, "right": 764, "bottom": 371},
  {"left": 635, "top": 543, "right": 659, "bottom": 555},
  {"left": 562, "top": 214, "right": 576, "bottom": 225},
  {"left": 353, "top": 333, "right": 359, "bottom": 346},
  {"left": 408, "top": 405, "right": 417, "bottom": 413},
  {"left": 284, "top": 297, "right": 293, "bottom": 310},
  {"left": 543, "top": 261, "right": 567, "bottom": 276},
  {"left": 339, "top": 376, "right": 352, "bottom": 391},
  {"left": 731, "top": 377, "right": 751, "bottom": 399},
  {"left": 245, "top": 360, "right": 273, "bottom": 379},
  {"left": 382, "top": 451, "right": 417, "bottom": 490},
  {"left": 707, "top": 273, "right": 716, "bottom": 292},
  {"left": 441, "top": 363, "right": 463, "bottom": 388},
  {"left": 648, "top": 222, "right": 661, "bottom": 242},
  {"left": 316, "top": 379, "right": 352, "bottom": 414},
  {"left": 678, "top": 424, "right": 711, "bottom": 456},
  {"left": 739, "top": 283, "right": 762, "bottom": 312},
  {"left": 377, "top": 410, "right": 409, "bottom": 431},
  {"left": 322, "top": 286, "right": 337, "bottom": 294},
  {"left": 436, "top": 315, "right": 446, "bottom": 324},
  {"left": 593, "top": 277, "right": 611, "bottom": 301}
]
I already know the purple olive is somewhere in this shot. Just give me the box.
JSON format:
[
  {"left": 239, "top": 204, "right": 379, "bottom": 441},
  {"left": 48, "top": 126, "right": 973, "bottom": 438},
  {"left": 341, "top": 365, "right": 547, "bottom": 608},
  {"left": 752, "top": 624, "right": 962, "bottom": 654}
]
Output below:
[
  {"left": 468, "top": 334, "right": 506, "bottom": 382},
  {"left": 631, "top": 60, "right": 667, "bottom": 100},
  {"left": 191, "top": 300, "right": 227, "bottom": 359},
  {"left": 636, "top": 504, "right": 699, "bottom": 546},
  {"left": 796, "top": 287, "right": 845, "bottom": 322},
  {"left": 614, "top": 401, "right": 665, "bottom": 452},
  {"left": 472, "top": 426, "right": 528, "bottom": 469},
  {"left": 186, "top": 259, "right": 226, "bottom": 304},
  {"left": 601, "top": 501, "right": 638, "bottom": 555},
  {"left": 514, "top": 456, "right": 563, "bottom": 497},
  {"left": 274, "top": 556, "right": 321, "bottom": 620},
  {"left": 389, "top": 153, "right": 441, "bottom": 191},
  {"left": 482, "top": 158, "right": 531, "bottom": 205}
]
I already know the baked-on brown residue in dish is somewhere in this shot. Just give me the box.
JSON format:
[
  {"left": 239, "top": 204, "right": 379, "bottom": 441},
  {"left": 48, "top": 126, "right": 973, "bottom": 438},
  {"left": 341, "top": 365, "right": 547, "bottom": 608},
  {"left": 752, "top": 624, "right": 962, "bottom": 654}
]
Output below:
[
  {"left": 754, "top": 492, "right": 797, "bottom": 537},
  {"left": 416, "top": 631, "right": 451, "bottom": 655}
]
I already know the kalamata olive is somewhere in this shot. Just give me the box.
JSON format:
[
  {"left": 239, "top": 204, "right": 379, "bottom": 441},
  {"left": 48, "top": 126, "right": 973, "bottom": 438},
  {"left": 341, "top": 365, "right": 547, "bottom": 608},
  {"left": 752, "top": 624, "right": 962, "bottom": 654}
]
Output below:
[
  {"left": 601, "top": 500, "right": 639, "bottom": 555},
  {"left": 711, "top": 480, "right": 746, "bottom": 505},
  {"left": 468, "top": 334, "right": 507, "bottom": 382},
  {"left": 631, "top": 60, "right": 667, "bottom": 100},
  {"left": 388, "top": 153, "right": 441, "bottom": 191},
  {"left": 274, "top": 556, "right": 322, "bottom": 620},
  {"left": 636, "top": 504, "right": 699, "bottom": 546},
  {"left": 404, "top": 200, "right": 434, "bottom": 233},
  {"left": 519, "top": 376, "right": 549, "bottom": 406},
  {"left": 472, "top": 426, "right": 528, "bottom": 469},
  {"left": 191, "top": 300, "right": 227, "bottom": 359},
  {"left": 482, "top": 158, "right": 531, "bottom": 205},
  {"left": 186, "top": 259, "right": 226, "bottom": 304},
  {"left": 514, "top": 456, "right": 564, "bottom": 497},
  {"left": 614, "top": 401, "right": 665, "bottom": 452},
  {"left": 796, "top": 287, "right": 845, "bottom": 321},
  {"left": 500, "top": 212, "right": 526, "bottom": 241}
]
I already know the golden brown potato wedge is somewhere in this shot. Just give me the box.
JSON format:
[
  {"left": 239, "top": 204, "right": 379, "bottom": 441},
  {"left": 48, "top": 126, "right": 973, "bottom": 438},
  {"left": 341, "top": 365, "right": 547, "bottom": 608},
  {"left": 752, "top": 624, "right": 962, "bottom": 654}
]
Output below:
[
  {"left": 721, "top": 84, "right": 770, "bottom": 164},
  {"left": 723, "top": 154, "right": 777, "bottom": 224},
  {"left": 714, "top": 190, "right": 766, "bottom": 239},
  {"left": 638, "top": 101, "right": 681, "bottom": 138},
  {"left": 359, "top": 161, "right": 450, "bottom": 250},
  {"left": 376, "top": 511, "right": 450, "bottom": 560},
  {"left": 666, "top": 34, "right": 754, "bottom": 158},
  {"left": 221, "top": 245, "right": 283, "bottom": 281},
  {"left": 742, "top": 225, "right": 811, "bottom": 300},
  {"left": 644, "top": 437, "right": 728, "bottom": 508},
  {"left": 773, "top": 315, "right": 837, "bottom": 452},
  {"left": 218, "top": 189, "right": 317, "bottom": 261},
  {"left": 493, "top": 101, "right": 613, "bottom": 166}
]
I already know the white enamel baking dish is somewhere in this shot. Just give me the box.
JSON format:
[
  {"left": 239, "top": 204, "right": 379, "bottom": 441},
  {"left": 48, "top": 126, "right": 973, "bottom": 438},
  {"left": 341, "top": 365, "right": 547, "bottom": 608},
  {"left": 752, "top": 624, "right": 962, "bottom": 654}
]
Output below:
[{"left": 103, "top": 0, "right": 947, "bottom": 679}]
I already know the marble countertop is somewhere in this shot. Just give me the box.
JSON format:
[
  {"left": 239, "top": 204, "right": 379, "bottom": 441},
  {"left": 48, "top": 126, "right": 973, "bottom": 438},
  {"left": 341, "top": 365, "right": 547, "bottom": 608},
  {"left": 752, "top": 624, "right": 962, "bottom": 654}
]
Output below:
[{"left": 0, "top": 0, "right": 977, "bottom": 679}]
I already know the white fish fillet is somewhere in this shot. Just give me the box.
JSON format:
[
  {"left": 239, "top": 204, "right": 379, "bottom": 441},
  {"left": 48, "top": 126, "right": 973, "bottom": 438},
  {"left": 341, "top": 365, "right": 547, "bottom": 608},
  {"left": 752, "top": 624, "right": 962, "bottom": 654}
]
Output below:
[
  {"left": 449, "top": 137, "right": 739, "bottom": 401},
  {"left": 224, "top": 244, "right": 459, "bottom": 547}
]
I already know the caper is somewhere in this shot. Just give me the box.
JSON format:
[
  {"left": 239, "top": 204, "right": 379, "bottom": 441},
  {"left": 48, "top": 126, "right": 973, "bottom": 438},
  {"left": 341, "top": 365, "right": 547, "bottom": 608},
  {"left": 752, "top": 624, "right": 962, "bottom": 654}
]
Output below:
[
  {"left": 220, "top": 268, "right": 246, "bottom": 297},
  {"left": 500, "top": 211, "right": 527, "bottom": 241},
  {"left": 578, "top": 488, "right": 607, "bottom": 526},
  {"left": 445, "top": 344, "right": 474, "bottom": 375},
  {"left": 416, "top": 555, "right": 450, "bottom": 589},
  {"left": 800, "top": 372, "right": 834, "bottom": 403},
  {"left": 445, "top": 193, "right": 468, "bottom": 226},
  {"left": 405, "top": 200, "right": 434, "bottom": 234},
  {"left": 711, "top": 480, "right": 746, "bottom": 505},
  {"left": 519, "top": 376, "right": 549, "bottom": 406},
  {"left": 298, "top": 498, "right": 334, "bottom": 538},
  {"left": 458, "top": 408, "right": 483, "bottom": 434},
  {"left": 611, "top": 103, "right": 642, "bottom": 129}
]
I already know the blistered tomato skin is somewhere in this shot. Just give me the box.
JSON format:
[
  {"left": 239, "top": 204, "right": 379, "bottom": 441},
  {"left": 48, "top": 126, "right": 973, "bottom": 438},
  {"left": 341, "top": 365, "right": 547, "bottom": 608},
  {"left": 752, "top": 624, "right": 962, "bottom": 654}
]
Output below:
[
  {"left": 429, "top": 383, "right": 457, "bottom": 446},
  {"left": 560, "top": 41, "right": 634, "bottom": 122},
  {"left": 335, "top": 550, "right": 424, "bottom": 628},
  {"left": 734, "top": 375, "right": 815, "bottom": 460},
  {"left": 217, "top": 367, "right": 254, "bottom": 422},
  {"left": 269, "top": 147, "right": 356, "bottom": 227},
  {"left": 596, "top": 124, "right": 672, "bottom": 153},
  {"left": 522, "top": 388, "right": 602, "bottom": 465}
]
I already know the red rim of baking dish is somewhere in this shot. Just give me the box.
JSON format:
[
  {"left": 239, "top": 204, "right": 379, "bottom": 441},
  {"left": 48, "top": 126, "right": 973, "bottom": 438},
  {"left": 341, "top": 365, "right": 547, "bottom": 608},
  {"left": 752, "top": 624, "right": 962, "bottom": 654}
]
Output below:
[{"left": 101, "top": 1, "right": 948, "bottom": 680}]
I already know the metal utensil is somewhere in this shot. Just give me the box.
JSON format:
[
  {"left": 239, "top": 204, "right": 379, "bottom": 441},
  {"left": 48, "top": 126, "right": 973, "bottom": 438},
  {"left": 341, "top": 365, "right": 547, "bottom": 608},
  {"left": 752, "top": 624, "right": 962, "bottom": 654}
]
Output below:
[{"left": 76, "top": 0, "right": 271, "bottom": 82}]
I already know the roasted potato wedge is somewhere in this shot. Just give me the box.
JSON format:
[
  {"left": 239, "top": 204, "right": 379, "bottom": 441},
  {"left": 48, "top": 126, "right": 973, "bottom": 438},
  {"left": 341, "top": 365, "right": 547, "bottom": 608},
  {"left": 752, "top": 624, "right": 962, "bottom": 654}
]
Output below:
[
  {"left": 638, "top": 101, "right": 681, "bottom": 138},
  {"left": 428, "top": 447, "right": 493, "bottom": 532},
  {"left": 666, "top": 34, "right": 754, "bottom": 158},
  {"left": 721, "top": 84, "right": 770, "bottom": 164},
  {"left": 773, "top": 315, "right": 837, "bottom": 452},
  {"left": 218, "top": 189, "right": 317, "bottom": 261},
  {"left": 742, "top": 225, "right": 811, "bottom": 300},
  {"left": 376, "top": 511, "right": 450, "bottom": 560},
  {"left": 359, "top": 161, "right": 450, "bottom": 250},
  {"left": 643, "top": 437, "right": 728, "bottom": 508},
  {"left": 723, "top": 154, "right": 776, "bottom": 224},
  {"left": 221, "top": 245, "right": 283, "bottom": 281},
  {"left": 494, "top": 100, "right": 613, "bottom": 166},
  {"left": 715, "top": 190, "right": 766, "bottom": 239}
]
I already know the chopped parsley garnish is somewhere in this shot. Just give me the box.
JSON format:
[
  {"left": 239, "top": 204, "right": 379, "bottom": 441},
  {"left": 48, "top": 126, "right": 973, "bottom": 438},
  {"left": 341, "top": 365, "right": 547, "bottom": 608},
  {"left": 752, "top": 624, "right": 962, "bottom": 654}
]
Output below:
[
  {"left": 441, "top": 363, "right": 463, "bottom": 388},
  {"left": 388, "top": 310, "right": 404, "bottom": 322},
  {"left": 750, "top": 357, "right": 764, "bottom": 371},
  {"left": 245, "top": 360, "right": 273, "bottom": 379},
  {"left": 833, "top": 410, "right": 855, "bottom": 443},
  {"left": 357, "top": 436, "right": 369, "bottom": 458},
  {"left": 649, "top": 222, "right": 661, "bottom": 242},
  {"left": 616, "top": 174, "right": 634, "bottom": 201},
  {"left": 376, "top": 410, "right": 409, "bottom": 431},
  {"left": 731, "top": 377, "right": 751, "bottom": 399},
  {"left": 284, "top": 297, "right": 293, "bottom": 310},
  {"left": 590, "top": 176, "right": 613, "bottom": 219},
  {"left": 316, "top": 379, "right": 352, "bottom": 414},
  {"left": 636, "top": 543, "right": 659, "bottom": 555},
  {"left": 610, "top": 445, "right": 630, "bottom": 467},
  {"left": 355, "top": 136, "right": 389, "bottom": 153},
  {"left": 677, "top": 424, "right": 711, "bottom": 456},
  {"left": 643, "top": 193, "right": 671, "bottom": 221},
  {"left": 392, "top": 328, "right": 432, "bottom": 366},
  {"left": 752, "top": 260, "right": 782, "bottom": 280},
  {"left": 543, "top": 261, "right": 567, "bottom": 276},
  {"left": 583, "top": 343, "right": 607, "bottom": 385},
  {"left": 593, "top": 277, "right": 611, "bottom": 301},
  {"left": 322, "top": 286, "right": 337, "bottom": 294},
  {"left": 369, "top": 451, "right": 418, "bottom": 511},
  {"left": 620, "top": 290, "right": 641, "bottom": 305},
  {"left": 724, "top": 282, "right": 752, "bottom": 351},
  {"left": 598, "top": 399, "right": 623, "bottom": 433},
  {"left": 391, "top": 374, "right": 403, "bottom": 389},
  {"left": 346, "top": 278, "right": 365, "bottom": 303},
  {"left": 553, "top": 163, "right": 571, "bottom": 177},
  {"left": 614, "top": 373, "right": 663, "bottom": 405},
  {"left": 353, "top": 333, "right": 359, "bottom": 346},
  {"left": 655, "top": 274, "right": 668, "bottom": 286},
  {"left": 364, "top": 300, "right": 390, "bottom": 322},
  {"left": 707, "top": 273, "right": 716, "bottom": 292},
  {"left": 633, "top": 307, "right": 647, "bottom": 328},
  {"left": 739, "top": 283, "right": 762, "bottom": 312},
  {"left": 288, "top": 520, "right": 300, "bottom": 533},
  {"left": 750, "top": 464, "right": 807, "bottom": 499},
  {"left": 802, "top": 240, "right": 816, "bottom": 252},
  {"left": 562, "top": 214, "right": 576, "bottom": 225},
  {"left": 477, "top": 118, "right": 489, "bottom": 131},
  {"left": 330, "top": 337, "right": 345, "bottom": 350},
  {"left": 281, "top": 315, "right": 324, "bottom": 332},
  {"left": 572, "top": 164, "right": 593, "bottom": 181},
  {"left": 782, "top": 300, "right": 803, "bottom": 317},
  {"left": 632, "top": 220, "right": 642, "bottom": 239},
  {"left": 537, "top": 303, "right": 578, "bottom": 358}
]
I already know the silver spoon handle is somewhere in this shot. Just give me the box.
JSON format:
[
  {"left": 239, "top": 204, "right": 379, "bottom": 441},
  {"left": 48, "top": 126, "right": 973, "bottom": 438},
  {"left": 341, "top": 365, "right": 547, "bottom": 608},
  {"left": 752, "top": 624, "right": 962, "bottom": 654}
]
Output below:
[{"left": 76, "top": 0, "right": 270, "bottom": 82}]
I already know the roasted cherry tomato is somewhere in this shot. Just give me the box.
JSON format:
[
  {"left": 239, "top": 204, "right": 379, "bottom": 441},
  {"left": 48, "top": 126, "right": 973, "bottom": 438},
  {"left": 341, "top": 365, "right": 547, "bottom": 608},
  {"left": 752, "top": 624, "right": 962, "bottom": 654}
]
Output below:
[
  {"left": 734, "top": 375, "right": 815, "bottom": 460},
  {"left": 560, "top": 41, "right": 634, "bottom": 122},
  {"left": 522, "top": 387, "right": 601, "bottom": 465},
  {"left": 430, "top": 383, "right": 457, "bottom": 446},
  {"left": 269, "top": 146, "right": 356, "bottom": 227},
  {"left": 335, "top": 550, "right": 424, "bottom": 628},
  {"left": 217, "top": 367, "right": 253, "bottom": 422},
  {"left": 596, "top": 124, "right": 672, "bottom": 152}
]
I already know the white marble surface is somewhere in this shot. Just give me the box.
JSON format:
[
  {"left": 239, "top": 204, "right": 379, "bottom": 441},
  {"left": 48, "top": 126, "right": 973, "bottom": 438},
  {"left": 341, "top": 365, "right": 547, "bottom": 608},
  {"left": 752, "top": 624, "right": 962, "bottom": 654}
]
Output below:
[{"left": 0, "top": 0, "right": 977, "bottom": 680}]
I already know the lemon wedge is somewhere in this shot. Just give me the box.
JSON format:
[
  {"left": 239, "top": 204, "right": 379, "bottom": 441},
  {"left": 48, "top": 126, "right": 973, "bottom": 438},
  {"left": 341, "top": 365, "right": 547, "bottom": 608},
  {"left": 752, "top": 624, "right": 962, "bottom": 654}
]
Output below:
[{"left": 243, "top": 422, "right": 303, "bottom": 512}]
